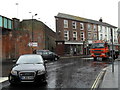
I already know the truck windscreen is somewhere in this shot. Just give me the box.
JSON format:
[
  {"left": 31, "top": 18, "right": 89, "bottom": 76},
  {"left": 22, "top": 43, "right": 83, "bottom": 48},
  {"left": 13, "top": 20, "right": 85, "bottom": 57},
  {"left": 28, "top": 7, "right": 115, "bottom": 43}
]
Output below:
[{"left": 91, "top": 43, "right": 104, "bottom": 49}]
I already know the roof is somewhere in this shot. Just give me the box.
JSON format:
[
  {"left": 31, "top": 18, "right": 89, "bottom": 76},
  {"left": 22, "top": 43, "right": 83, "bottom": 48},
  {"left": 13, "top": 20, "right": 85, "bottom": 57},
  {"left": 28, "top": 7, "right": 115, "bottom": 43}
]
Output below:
[
  {"left": 56, "top": 13, "right": 87, "bottom": 22},
  {"left": 55, "top": 13, "right": 117, "bottom": 28}
]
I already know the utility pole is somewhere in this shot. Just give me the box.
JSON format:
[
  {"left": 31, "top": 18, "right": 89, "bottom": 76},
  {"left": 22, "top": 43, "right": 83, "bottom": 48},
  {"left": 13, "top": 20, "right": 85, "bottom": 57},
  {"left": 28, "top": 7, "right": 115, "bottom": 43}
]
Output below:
[
  {"left": 29, "top": 12, "right": 37, "bottom": 53},
  {"left": 111, "top": 28, "right": 114, "bottom": 72}
]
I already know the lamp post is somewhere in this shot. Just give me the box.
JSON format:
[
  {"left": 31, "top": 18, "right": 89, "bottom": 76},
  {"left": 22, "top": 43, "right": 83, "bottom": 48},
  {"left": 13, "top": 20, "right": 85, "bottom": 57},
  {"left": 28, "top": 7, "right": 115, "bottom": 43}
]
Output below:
[
  {"left": 29, "top": 12, "right": 37, "bottom": 53},
  {"left": 15, "top": 3, "right": 19, "bottom": 18},
  {"left": 111, "top": 28, "right": 114, "bottom": 72}
]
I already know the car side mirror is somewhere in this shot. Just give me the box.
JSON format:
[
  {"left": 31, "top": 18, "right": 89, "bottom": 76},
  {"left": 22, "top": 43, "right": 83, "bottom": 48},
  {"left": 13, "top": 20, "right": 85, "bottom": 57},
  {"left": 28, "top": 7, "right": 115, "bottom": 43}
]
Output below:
[{"left": 44, "top": 60, "right": 47, "bottom": 63}]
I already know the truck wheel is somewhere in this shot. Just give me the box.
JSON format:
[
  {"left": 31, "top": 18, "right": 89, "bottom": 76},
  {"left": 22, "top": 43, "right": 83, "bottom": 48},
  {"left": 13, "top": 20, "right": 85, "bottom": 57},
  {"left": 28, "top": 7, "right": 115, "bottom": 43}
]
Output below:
[
  {"left": 94, "top": 57, "right": 97, "bottom": 61},
  {"left": 102, "top": 58, "right": 106, "bottom": 61}
]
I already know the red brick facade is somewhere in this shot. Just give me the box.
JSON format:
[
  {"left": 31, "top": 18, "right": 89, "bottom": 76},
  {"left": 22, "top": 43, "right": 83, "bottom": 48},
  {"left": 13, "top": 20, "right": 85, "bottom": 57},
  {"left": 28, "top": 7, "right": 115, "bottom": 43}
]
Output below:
[
  {"left": 2, "top": 30, "right": 31, "bottom": 60},
  {"left": 1, "top": 17, "right": 56, "bottom": 61}
]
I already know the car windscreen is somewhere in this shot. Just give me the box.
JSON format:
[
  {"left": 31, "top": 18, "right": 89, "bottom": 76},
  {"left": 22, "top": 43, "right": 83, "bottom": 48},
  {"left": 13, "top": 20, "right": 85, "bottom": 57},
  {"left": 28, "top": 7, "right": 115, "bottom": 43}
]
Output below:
[
  {"left": 91, "top": 43, "right": 104, "bottom": 49},
  {"left": 16, "top": 55, "right": 44, "bottom": 64}
]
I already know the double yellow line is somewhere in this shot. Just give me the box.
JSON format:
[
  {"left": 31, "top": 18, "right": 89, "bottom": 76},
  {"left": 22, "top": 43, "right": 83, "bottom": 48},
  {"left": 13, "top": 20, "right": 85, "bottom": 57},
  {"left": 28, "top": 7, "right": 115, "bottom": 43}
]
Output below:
[{"left": 91, "top": 68, "right": 107, "bottom": 90}]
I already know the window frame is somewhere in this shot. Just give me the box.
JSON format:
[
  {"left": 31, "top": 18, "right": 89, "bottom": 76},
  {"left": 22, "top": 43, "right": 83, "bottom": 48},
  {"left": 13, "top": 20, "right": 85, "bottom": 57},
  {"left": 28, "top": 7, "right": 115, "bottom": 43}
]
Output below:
[
  {"left": 4, "top": 18, "right": 7, "bottom": 28},
  {"left": 93, "top": 33, "right": 97, "bottom": 40},
  {"left": 64, "top": 20, "right": 68, "bottom": 28},
  {"left": 87, "top": 24, "right": 92, "bottom": 31},
  {"left": 72, "top": 21, "right": 77, "bottom": 29},
  {"left": 64, "top": 30, "right": 69, "bottom": 41},
  {"left": 0, "top": 16, "right": 2, "bottom": 27},
  {"left": 88, "top": 32, "right": 91, "bottom": 39},
  {"left": 80, "top": 32, "right": 84, "bottom": 41},
  {"left": 73, "top": 31, "right": 77, "bottom": 40},
  {"left": 93, "top": 25, "right": 97, "bottom": 31},
  {"left": 80, "top": 23, "right": 84, "bottom": 30}
]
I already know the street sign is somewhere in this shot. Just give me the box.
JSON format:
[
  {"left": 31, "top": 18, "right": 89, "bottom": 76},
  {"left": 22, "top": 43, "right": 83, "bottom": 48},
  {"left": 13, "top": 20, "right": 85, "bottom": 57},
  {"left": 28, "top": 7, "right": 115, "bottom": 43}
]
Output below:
[{"left": 28, "top": 42, "right": 38, "bottom": 47}]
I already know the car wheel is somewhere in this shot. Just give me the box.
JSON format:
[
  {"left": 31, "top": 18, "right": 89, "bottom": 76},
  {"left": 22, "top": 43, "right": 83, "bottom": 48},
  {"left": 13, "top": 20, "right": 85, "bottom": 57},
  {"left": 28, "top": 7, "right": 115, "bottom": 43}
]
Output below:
[
  {"left": 94, "top": 57, "right": 97, "bottom": 61},
  {"left": 9, "top": 75, "right": 15, "bottom": 86},
  {"left": 54, "top": 57, "right": 58, "bottom": 61},
  {"left": 41, "top": 74, "right": 47, "bottom": 85}
]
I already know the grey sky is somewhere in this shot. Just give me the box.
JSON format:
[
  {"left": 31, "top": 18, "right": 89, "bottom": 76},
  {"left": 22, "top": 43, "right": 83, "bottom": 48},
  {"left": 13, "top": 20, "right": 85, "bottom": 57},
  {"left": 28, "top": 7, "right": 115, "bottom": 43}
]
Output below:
[{"left": 0, "top": 0, "right": 119, "bottom": 31}]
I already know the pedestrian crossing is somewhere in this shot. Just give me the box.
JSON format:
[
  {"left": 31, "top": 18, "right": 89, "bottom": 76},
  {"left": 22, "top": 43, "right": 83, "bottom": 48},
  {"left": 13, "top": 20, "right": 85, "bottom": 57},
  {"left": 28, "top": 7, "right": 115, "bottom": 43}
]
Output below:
[{"left": 0, "top": 77, "right": 8, "bottom": 83}]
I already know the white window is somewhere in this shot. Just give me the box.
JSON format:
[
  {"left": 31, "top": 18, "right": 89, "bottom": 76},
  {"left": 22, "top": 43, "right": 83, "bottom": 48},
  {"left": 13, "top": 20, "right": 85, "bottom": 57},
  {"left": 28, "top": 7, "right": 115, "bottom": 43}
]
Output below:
[
  {"left": 93, "top": 25, "right": 97, "bottom": 31},
  {"left": 64, "top": 20, "right": 68, "bottom": 28},
  {"left": 93, "top": 33, "right": 97, "bottom": 40},
  {"left": 64, "top": 30, "right": 69, "bottom": 41},
  {"left": 72, "top": 21, "right": 76, "bottom": 29},
  {"left": 80, "top": 23, "right": 84, "bottom": 30},
  {"left": 80, "top": 32, "right": 84, "bottom": 41},
  {"left": 88, "top": 24, "right": 92, "bottom": 31},
  {"left": 88, "top": 32, "right": 91, "bottom": 39},
  {"left": 73, "top": 31, "right": 77, "bottom": 40}
]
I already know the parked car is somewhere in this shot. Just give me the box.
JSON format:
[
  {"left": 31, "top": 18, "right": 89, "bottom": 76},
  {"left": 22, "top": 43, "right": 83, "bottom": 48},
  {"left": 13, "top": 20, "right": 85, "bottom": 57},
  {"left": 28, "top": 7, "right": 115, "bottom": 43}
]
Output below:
[
  {"left": 8, "top": 54, "right": 47, "bottom": 85},
  {"left": 36, "top": 50, "right": 60, "bottom": 61}
]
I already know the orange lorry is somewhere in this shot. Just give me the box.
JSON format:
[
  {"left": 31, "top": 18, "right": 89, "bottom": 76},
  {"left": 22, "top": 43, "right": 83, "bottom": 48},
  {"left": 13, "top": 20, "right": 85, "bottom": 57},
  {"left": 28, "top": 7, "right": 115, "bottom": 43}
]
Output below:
[{"left": 90, "top": 40, "right": 118, "bottom": 61}]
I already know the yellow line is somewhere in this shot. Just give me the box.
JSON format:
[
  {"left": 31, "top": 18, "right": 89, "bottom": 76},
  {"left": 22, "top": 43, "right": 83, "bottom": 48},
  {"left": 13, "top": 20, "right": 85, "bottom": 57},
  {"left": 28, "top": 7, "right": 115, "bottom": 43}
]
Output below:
[{"left": 91, "top": 68, "right": 106, "bottom": 90}]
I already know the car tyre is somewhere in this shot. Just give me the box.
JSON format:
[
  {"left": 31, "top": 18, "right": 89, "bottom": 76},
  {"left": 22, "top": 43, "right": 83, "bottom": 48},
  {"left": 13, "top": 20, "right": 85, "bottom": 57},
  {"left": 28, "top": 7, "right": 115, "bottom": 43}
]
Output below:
[
  {"left": 8, "top": 75, "right": 16, "bottom": 86},
  {"left": 94, "top": 57, "right": 97, "bottom": 61},
  {"left": 54, "top": 57, "right": 58, "bottom": 61}
]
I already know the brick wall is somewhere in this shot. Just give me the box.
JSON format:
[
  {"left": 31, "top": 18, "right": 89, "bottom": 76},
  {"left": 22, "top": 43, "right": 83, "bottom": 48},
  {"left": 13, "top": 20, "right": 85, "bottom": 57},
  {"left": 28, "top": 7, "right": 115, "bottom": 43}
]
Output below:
[
  {"left": 2, "top": 18, "right": 56, "bottom": 60},
  {"left": 2, "top": 29, "right": 31, "bottom": 60}
]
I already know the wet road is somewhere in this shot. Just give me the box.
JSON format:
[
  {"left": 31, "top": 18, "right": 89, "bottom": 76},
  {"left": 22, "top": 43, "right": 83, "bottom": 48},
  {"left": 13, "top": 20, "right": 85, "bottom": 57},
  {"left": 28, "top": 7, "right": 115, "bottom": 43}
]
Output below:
[{"left": 1, "top": 57, "right": 105, "bottom": 89}]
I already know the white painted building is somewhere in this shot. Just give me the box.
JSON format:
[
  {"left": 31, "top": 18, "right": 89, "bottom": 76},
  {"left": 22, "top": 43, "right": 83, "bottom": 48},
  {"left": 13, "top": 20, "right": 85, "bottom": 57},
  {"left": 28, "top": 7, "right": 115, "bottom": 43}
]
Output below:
[{"left": 98, "top": 25, "right": 118, "bottom": 44}]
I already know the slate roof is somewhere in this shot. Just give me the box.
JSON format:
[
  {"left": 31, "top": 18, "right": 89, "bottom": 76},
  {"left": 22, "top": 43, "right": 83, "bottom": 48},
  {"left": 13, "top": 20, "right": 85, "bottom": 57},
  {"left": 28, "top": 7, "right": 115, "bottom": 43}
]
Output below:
[{"left": 55, "top": 13, "right": 117, "bottom": 28}]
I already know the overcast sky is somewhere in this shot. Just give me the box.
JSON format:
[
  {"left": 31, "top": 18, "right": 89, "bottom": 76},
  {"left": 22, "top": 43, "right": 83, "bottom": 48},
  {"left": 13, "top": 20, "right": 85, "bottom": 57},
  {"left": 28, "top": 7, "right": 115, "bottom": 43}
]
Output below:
[{"left": 0, "top": 0, "right": 119, "bottom": 31}]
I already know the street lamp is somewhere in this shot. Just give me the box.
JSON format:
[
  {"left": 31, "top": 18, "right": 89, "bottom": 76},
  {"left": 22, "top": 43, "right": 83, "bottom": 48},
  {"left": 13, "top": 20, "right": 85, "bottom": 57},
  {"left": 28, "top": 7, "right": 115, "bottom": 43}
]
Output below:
[
  {"left": 29, "top": 12, "right": 37, "bottom": 53},
  {"left": 15, "top": 3, "right": 19, "bottom": 18},
  {"left": 110, "top": 28, "right": 114, "bottom": 72}
]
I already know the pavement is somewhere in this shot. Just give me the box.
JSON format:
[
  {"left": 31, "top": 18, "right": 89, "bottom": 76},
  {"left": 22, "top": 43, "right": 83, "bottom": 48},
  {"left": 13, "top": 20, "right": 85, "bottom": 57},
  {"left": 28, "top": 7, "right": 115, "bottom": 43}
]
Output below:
[{"left": 93, "top": 56, "right": 120, "bottom": 90}]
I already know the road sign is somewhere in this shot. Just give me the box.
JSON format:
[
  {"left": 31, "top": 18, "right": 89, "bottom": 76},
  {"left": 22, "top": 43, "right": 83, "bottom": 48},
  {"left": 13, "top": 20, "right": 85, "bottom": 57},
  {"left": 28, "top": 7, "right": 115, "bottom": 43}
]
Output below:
[{"left": 28, "top": 42, "right": 38, "bottom": 47}]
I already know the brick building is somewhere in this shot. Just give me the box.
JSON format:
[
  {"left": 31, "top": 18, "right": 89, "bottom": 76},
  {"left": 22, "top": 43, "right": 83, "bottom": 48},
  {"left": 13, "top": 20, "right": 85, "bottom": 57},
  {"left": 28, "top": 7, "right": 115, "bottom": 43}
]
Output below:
[
  {"left": 20, "top": 19, "right": 56, "bottom": 51},
  {"left": 55, "top": 13, "right": 118, "bottom": 56},
  {"left": 0, "top": 15, "right": 56, "bottom": 61}
]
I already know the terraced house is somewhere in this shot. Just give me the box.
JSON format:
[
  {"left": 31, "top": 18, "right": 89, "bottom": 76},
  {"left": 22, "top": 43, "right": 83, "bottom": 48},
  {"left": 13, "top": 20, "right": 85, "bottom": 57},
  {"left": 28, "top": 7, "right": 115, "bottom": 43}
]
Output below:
[{"left": 55, "top": 13, "right": 118, "bottom": 56}]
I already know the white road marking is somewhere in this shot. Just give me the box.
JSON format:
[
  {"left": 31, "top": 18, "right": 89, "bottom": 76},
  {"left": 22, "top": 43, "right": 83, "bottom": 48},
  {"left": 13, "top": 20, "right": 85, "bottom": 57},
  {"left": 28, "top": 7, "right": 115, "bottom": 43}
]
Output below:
[
  {"left": 82, "top": 57, "right": 93, "bottom": 60},
  {"left": 0, "top": 77, "right": 8, "bottom": 83}
]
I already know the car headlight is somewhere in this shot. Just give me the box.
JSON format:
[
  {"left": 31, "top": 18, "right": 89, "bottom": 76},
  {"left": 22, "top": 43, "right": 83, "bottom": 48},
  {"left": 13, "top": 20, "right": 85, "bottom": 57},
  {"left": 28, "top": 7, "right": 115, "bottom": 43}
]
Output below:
[
  {"left": 11, "top": 70, "right": 17, "bottom": 75},
  {"left": 37, "top": 70, "right": 45, "bottom": 75}
]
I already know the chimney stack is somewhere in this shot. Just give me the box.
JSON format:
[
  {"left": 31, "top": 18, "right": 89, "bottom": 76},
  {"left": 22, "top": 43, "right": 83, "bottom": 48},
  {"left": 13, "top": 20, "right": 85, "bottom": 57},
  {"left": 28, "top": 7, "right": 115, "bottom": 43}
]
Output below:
[{"left": 99, "top": 17, "right": 103, "bottom": 22}]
